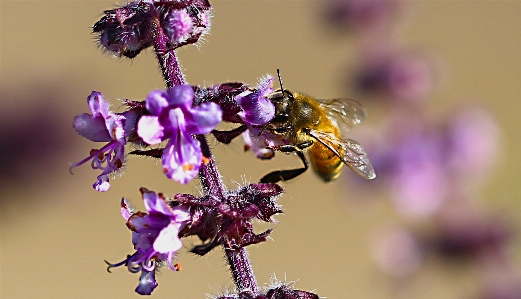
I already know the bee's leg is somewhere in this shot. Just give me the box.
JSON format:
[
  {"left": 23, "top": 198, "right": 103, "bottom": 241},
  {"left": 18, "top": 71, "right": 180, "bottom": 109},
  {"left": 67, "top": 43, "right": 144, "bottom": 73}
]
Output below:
[
  {"left": 271, "top": 140, "right": 313, "bottom": 153},
  {"left": 211, "top": 125, "right": 248, "bottom": 144},
  {"left": 260, "top": 149, "right": 309, "bottom": 183}
]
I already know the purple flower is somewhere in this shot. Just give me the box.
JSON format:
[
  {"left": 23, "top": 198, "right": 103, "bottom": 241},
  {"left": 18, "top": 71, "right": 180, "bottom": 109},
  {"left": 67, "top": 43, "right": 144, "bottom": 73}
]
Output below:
[
  {"left": 236, "top": 75, "right": 275, "bottom": 126},
  {"left": 107, "top": 188, "right": 190, "bottom": 295},
  {"left": 234, "top": 75, "right": 284, "bottom": 159},
  {"left": 242, "top": 126, "right": 285, "bottom": 160},
  {"left": 71, "top": 91, "right": 136, "bottom": 192},
  {"left": 137, "top": 85, "right": 222, "bottom": 184}
]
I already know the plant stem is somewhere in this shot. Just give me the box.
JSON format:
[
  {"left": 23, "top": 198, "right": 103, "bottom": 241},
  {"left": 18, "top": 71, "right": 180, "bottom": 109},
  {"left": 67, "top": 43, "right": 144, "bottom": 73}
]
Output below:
[
  {"left": 196, "top": 134, "right": 226, "bottom": 198},
  {"left": 226, "top": 246, "right": 260, "bottom": 295},
  {"left": 152, "top": 19, "right": 185, "bottom": 89},
  {"left": 152, "top": 18, "right": 259, "bottom": 296},
  {"left": 196, "top": 132, "right": 259, "bottom": 295}
]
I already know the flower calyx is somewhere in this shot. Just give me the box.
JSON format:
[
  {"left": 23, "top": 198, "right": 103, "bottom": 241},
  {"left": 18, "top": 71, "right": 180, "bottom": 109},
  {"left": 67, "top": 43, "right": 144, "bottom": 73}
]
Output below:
[{"left": 175, "top": 182, "right": 284, "bottom": 256}]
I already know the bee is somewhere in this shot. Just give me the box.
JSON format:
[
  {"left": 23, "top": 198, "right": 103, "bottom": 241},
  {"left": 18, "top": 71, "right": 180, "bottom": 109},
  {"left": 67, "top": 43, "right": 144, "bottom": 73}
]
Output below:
[{"left": 260, "top": 70, "right": 376, "bottom": 183}]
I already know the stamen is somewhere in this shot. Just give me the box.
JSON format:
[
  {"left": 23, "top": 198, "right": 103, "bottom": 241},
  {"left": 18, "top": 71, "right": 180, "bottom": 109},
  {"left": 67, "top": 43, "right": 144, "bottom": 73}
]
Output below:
[{"left": 104, "top": 255, "right": 131, "bottom": 273}]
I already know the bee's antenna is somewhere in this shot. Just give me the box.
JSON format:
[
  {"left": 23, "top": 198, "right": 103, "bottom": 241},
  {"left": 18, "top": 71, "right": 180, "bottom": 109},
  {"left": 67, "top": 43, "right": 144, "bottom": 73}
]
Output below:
[{"left": 277, "top": 69, "right": 285, "bottom": 94}]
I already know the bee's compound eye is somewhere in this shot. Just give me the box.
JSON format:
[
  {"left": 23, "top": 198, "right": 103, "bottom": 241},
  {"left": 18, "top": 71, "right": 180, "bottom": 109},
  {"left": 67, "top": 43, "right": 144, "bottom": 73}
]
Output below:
[{"left": 269, "top": 90, "right": 284, "bottom": 101}]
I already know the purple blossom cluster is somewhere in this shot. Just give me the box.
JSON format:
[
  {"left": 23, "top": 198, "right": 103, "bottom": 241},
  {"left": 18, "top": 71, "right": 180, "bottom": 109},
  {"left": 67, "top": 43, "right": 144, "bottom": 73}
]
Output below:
[
  {"left": 71, "top": 2, "right": 324, "bottom": 295},
  {"left": 66, "top": 0, "right": 398, "bottom": 297},
  {"left": 71, "top": 77, "right": 279, "bottom": 191},
  {"left": 71, "top": 82, "right": 317, "bottom": 296}
]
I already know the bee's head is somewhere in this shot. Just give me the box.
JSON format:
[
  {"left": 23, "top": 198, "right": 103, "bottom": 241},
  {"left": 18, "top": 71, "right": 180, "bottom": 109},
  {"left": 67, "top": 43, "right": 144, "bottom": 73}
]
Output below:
[{"left": 267, "top": 69, "right": 294, "bottom": 125}]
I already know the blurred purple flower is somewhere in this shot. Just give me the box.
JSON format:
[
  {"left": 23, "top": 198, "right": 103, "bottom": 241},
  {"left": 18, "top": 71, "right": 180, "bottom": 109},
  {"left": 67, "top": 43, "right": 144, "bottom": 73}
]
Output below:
[
  {"left": 323, "top": 0, "right": 403, "bottom": 33},
  {"left": 370, "top": 226, "right": 423, "bottom": 277},
  {"left": 353, "top": 51, "right": 434, "bottom": 104},
  {"left": 351, "top": 106, "right": 499, "bottom": 217},
  {"left": 107, "top": 188, "right": 190, "bottom": 295},
  {"left": 444, "top": 106, "right": 500, "bottom": 180},
  {"left": 137, "top": 85, "right": 222, "bottom": 184},
  {"left": 360, "top": 114, "right": 449, "bottom": 216},
  {"left": 71, "top": 91, "right": 137, "bottom": 192},
  {"left": 431, "top": 208, "right": 513, "bottom": 260}
]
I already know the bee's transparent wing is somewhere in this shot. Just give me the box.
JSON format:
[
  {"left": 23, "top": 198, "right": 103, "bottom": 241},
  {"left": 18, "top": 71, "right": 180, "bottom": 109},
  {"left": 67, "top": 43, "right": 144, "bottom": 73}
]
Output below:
[
  {"left": 319, "top": 99, "right": 367, "bottom": 130},
  {"left": 309, "top": 129, "right": 376, "bottom": 179}
]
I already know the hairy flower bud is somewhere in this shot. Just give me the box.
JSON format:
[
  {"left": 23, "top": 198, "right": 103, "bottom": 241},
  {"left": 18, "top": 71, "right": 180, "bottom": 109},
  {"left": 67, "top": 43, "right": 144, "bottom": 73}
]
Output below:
[
  {"left": 93, "top": 1, "right": 154, "bottom": 58},
  {"left": 160, "top": 1, "right": 212, "bottom": 48},
  {"left": 93, "top": 0, "right": 212, "bottom": 58}
]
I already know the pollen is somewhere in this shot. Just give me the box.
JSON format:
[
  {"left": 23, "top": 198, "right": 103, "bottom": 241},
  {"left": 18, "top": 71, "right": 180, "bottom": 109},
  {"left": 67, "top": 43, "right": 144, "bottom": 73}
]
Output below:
[
  {"left": 201, "top": 156, "right": 210, "bottom": 165},
  {"left": 174, "top": 263, "right": 182, "bottom": 271},
  {"left": 182, "top": 163, "right": 195, "bottom": 171}
]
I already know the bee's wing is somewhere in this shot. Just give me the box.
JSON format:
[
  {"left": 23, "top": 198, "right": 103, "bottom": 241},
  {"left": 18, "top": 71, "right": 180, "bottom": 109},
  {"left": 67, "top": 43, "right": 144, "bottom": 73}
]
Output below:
[
  {"left": 318, "top": 99, "right": 367, "bottom": 130},
  {"left": 309, "top": 129, "right": 376, "bottom": 180}
]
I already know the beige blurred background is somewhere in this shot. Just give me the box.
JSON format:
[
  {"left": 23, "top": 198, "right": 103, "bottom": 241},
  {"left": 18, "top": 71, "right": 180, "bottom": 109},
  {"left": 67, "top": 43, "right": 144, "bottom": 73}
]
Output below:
[{"left": 1, "top": 1, "right": 521, "bottom": 298}]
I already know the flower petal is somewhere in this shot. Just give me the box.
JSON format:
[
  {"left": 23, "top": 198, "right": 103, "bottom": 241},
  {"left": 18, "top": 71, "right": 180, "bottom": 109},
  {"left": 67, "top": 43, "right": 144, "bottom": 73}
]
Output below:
[
  {"left": 184, "top": 102, "right": 223, "bottom": 134},
  {"left": 121, "top": 199, "right": 132, "bottom": 221},
  {"left": 104, "top": 113, "right": 126, "bottom": 143},
  {"left": 146, "top": 90, "right": 169, "bottom": 115},
  {"left": 135, "top": 270, "right": 158, "bottom": 295},
  {"left": 137, "top": 115, "right": 164, "bottom": 145},
  {"left": 171, "top": 205, "right": 190, "bottom": 223},
  {"left": 236, "top": 75, "right": 275, "bottom": 125},
  {"left": 162, "top": 132, "right": 202, "bottom": 184},
  {"left": 73, "top": 113, "right": 112, "bottom": 142},
  {"left": 143, "top": 190, "right": 174, "bottom": 217},
  {"left": 122, "top": 109, "right": 139, "bottom": 137},
  {"left": 87, "top": 91, "right": 109, "bottom": 117},
  {"left": 237, "top": 94, "right": 275, "bottom": 125},
  {"left": 153, "top": 222, "right": 183, "bottom": 253},
  {"left": 166, "top": 85, "right": 194, "bottom": 108},
  {"left": 93, "top": 175, "right": 110, "bottom": 192}
]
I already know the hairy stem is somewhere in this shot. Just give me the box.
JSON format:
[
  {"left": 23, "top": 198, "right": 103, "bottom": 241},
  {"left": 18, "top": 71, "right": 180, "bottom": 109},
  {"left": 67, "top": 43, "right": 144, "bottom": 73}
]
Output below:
[
  {"left": 196, "top": 134, "right": 226, "bottom": 198},
  {"left": 226, "top": 247, "right": 260, "bottom": 295},
  {"left": 196, "top": 131, "right": 259, "bottom": 295},
  {"left": 152, "top": 18, "right": 185, "bottom": 89},
  {"left": 152, "top": 20, "right": 259, "bottom": 296}
]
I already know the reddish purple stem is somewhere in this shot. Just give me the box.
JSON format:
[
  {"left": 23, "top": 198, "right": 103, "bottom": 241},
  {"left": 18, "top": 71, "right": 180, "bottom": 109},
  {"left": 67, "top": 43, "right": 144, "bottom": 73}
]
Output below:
[
  {"left": 152, "top": 19, "right": 185, "bottom": 89},
  {"left": 152, "top": 20, "right": 259, "bottom": 296}
]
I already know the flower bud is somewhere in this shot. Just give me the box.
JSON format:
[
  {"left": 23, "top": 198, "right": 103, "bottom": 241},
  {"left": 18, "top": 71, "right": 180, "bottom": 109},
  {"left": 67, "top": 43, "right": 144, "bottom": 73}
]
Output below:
[{"left": 93, "top": 1, "right": 154, "bottom": 58}]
